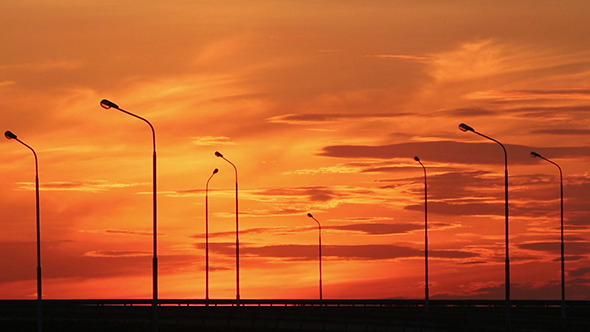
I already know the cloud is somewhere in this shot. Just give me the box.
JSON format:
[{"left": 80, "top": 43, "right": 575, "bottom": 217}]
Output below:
[
  {"left": 199, "top": 242, "right": 478, "bottom": 261},
  {"left": 519, "top": 241, "right": 590, "bottom": 256},
  {"left": 104, "top": 229, "right": 153, "bottom": 237},
  {"left": 15, "top": 180, "right": 141, "bottom": 193},
  {"left": 367, "top": 54, "right": 430, "bottom": 61},
  {"left": 83, "top": 250, "right": 151, "bottom": 258},
  {"left": 325, "top": 223, "right": 422, "bottom": 235},
  {"left": 267, "top": 112, "right": 412, "bottom": 125},
  {"left": 0, "top": 60, "right": 84, "bottom": 72},
  {"left": 319, "top": 141, "right": 590, "bottom": 165},
  {"left": 254, "top": 186, "right": 341, "bottom": 202},
  {"left": 529, "top": 128, "right": 590, "bottom": 136},
  {"left": 191, "top": 136, "right": 236, "bottom": 146}
]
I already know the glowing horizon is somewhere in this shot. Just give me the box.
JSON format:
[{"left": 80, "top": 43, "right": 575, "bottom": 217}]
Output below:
[{"left": 1, "top": 1, "right": 589, "bottom": 301}]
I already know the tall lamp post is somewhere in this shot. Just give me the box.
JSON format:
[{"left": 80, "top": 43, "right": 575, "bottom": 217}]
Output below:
[
  {"left": 414, "top": 156, "right": 429, "bottom": 311},
  {"left": 5, "top": 130, "right": 43, "bottom": 332},
  {"left": 306, "top": 213, "right": 323, "bottom": 301},
  {"left": 531, "top": 151, "right": 565, "bottom": 319},
  {"left": 458, "top": 123, "right": 510, "bottom": 322},
  {"left": 205, "top": 168, "right": 219, "bottom": 304},
  {"left": 99, "top": 99, "right": 158, "bottom": 330},
  {"left": 215, "top": 151, "right": 240, "bottom": 305}
]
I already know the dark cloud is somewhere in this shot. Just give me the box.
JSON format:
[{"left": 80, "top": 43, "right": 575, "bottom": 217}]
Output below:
[
  {"left": 514, "top": 89, "right": 590, "bottom": 95},
  {"left": 433, "top": 107, "right": 498, "bottom": 117},
  {"left": 405, "top": 200, "right": 504, "bottom": 217},
  {"left": 105, "top": 229, "right": 153, "bottom": 236},
  {"left": 0, "top": 241, "right": 198, "bottom": 283},
  {"left": 193, "top": 227, "right": 279, "bottom": 240},
  {"left": 519, "top": 241, "right": 590, "bottom": 256},
  {"left": 529, "top": 128, "right": 590, "bottom": 136},
  {"left": 569, "top": 266, "right": 590, "bottom": 278},
  {"left": 268, "top": 112, "right": 413, "bottom": 123},
  {"left": 197, "top": 242, "right": 478, "bottom": 261},
  {"left": 319, "top": 141, "right": 590, "bottom": 165},
  {"left": 254, "top": 186, "right": 342, "bottom": 202},
  {"left": 325, "top": 222, "right": 422, "bottom": 235}
]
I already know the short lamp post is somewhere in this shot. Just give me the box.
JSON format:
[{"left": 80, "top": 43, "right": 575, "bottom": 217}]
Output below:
[
  {"left": 205, "top": 168, "right": 218, "bottom": 303},
  {"left": 414, "top": 156, "right": 429, "bottom": 311},
  {"left": 307, "top": 213, "right": 323, "bottom": 301},
  {"left": 531, "top": 151, "right": 566, "bottom": 319}
]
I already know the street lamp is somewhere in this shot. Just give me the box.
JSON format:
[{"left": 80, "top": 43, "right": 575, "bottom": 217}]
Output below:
[
  {"left": 5, "top": 130, "right": 43, "bottom": 332},
  {"left": 531, "top": 151, "right": 566, "bottom": 319},
  {"left": 215, "top": 151, "right": 240, "bottom": 305},
  {"left": 307, "top": 213, "right": 323, "bottom": 301},
  {"left": 205, "top": 168, "right": 218, "bottom": 303},
  {"left": 99, "top": 99, "right": 158, "bottom": 330},
  {"left": 414, "top": 156, "right": 429, "bottom": 311},
  {"left": 458, "top": 123, "right": 510, "bottom": 321}
]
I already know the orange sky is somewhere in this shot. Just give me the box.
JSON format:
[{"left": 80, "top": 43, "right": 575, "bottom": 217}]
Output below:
[{"left": 1, "top": 1, "right": 590, "bottom": 300}]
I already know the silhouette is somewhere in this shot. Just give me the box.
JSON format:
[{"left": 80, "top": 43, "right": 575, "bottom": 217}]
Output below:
[
  {"left": 531, "top": 151, "right": 566, "bottom": 321},
  {"left": 4, "top": 130, "right": 43, "bottom": 332},
  {"left": 215, "top": 151, "right": 240, "bottom": 305},
  {"left": 99, "top": 100, "right": 159, "bottom": 332},
  {"left": 414, "top": 156, "right": 429, "bottom": 311},
  {"left": 205, "top": 168, "right": 218, "bottom": 303},
  {"left": 459, "top": 123, "right": 510, "bottom": 329},
  {"left": 307, "top": 213, "right": 323, "bottom": 301}
]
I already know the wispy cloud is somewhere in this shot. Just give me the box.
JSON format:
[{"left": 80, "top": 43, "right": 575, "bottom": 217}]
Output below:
[
  {"left": 267, "top": 112, "right": 411, "bottom": 125},
  {"left": 16, "top": 180, "right": 142, "bottom": 192},
  {"left": 367, "top": 54, "right": 430, "bottom": 61},
  {"left": 191, "top": 136, "right": 236, "bottom": 146},
  {"left": 83, "top": 250, "right": 151, "bottom": 258}
]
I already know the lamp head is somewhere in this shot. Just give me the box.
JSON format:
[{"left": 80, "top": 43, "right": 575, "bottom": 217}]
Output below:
[
  {"left": 215, "top": 151, "right": 223, "bottom": 158},
  {"left": 458, "top": 123, "right": 474, "bottom": 132},
  {"left": 414, "top": 156, "right": 420, "bottom": 162},
  {"left": 100, "top": 99, "right": 119, "bottom": 110},
  {"left": 213, "top": 168, "right": 219, "bottom": 174},
  {"left": 307, "top": 213, "right": 313, "bottom": 218},
  {"left": 4, "top": 131, "right": 17, "bottom": 140},
  {"left": 530, "top": 151, "right": 542, "bottom": 158}
]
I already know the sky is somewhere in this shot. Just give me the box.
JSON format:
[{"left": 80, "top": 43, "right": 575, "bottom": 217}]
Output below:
[{"left": 1, "top": 0, "right": 590, "bottom": 300}]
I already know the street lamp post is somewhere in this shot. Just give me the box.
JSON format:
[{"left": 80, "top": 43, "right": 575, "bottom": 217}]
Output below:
[
  {"left": 99, "top": 99, "right": 158, "bottom": 331},
  {"left": 414, "top": 156, "right": 429, "bottom": 311},
  {"left": 458, "top": 123, "right": 510, "bottom": 324},
  {"left": 306, "top": 213, "right": 323, "bottom": 301},
  {"left": 214, "top": 151, "right": 240, "bottom": 305},
  {"left": 531, "top": 151, "right": 565, "bottom": 319},
  {"left": 5, "top": 130, "right": 43, "bottom": 332},
  {"left": 205, "top": 168, "right": 219, "bottom": 304}
]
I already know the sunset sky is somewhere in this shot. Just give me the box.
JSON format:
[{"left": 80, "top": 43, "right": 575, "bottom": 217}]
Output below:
[{"left": 1, "top": 1, "right": 590, "bottom": 301}]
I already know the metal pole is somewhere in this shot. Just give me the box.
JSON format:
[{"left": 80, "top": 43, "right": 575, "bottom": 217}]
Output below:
[
  {"left": 531, "top": 152, "right": 565, "bottom": 320},
  {"left": 458, "top": 124, "right": 509, "bottom": 328},
  {"left": 215, "top": 152, "right": 239, "bottom": 305},
  {"left": 99, "top": 100, "right": 158, "bottom": 331},
  {"left": 414, "top": 157, "right": 429, "bottom": 311},
  {"left": 5, "top": 132, "right": 43, "bottom": 332},
  {"left": 205, "top": 169, "right": 218, "bottom": 304},
  {"left": 307, "top": 213, "right": 323, "bottom": 301}
]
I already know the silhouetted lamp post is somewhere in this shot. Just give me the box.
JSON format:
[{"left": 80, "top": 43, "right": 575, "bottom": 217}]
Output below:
[
  {"left": 215, "top": 151, "right": 240, "bottom": 305},
  {"left": 531, "top": 151, "right": 566, "bottom": 319},
  {"left": 5, "top": 130, "right": 43, "bottom": 332},
  {"left": 205, "top": 168, "right": 219, "bottom": 303},
  {"left": 307, "top": 213, "right": 323, "bottom": 301},
  {"left": 414, "top": 156, "right": 429, "bottom": 311},
  {"left": 99, "top": 99, "right": 159, "bottom": 330},
  {"left": 458, "top": 123, "right": 510, "bottom": 319}
]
